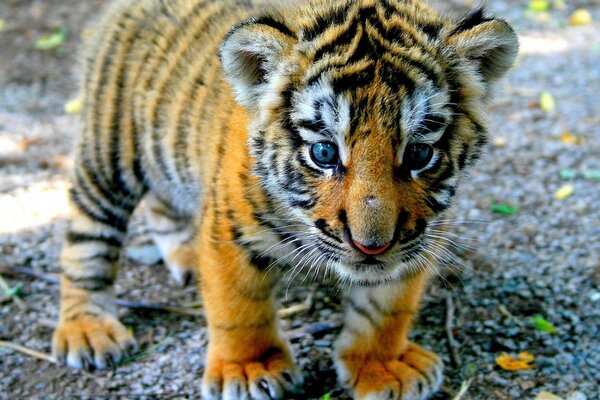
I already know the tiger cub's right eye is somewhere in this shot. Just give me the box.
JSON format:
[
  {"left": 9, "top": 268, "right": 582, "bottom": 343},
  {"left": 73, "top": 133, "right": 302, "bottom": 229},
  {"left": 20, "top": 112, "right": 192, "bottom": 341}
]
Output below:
[{"left": 310, "top": 142, "right": 339, "bottom": 168}]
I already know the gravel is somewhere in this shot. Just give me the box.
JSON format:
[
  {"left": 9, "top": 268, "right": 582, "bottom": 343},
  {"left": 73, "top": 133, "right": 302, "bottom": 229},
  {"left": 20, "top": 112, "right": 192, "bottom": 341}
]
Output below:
[{"left": 1, "top": 0, "right": 599, "bottom": 399}]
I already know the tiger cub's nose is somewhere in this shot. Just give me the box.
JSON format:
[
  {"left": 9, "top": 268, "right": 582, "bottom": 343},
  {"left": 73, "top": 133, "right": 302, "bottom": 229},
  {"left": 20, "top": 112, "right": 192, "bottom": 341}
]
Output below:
[{"left": 351, "top": 239, "right": 391, "bottom": 255}]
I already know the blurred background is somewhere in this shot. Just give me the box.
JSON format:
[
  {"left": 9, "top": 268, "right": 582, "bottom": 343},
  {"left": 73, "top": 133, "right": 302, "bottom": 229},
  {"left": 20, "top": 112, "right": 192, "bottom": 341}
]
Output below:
[{"left": 0, "top": 0, "right": 599, "bottom": 399}]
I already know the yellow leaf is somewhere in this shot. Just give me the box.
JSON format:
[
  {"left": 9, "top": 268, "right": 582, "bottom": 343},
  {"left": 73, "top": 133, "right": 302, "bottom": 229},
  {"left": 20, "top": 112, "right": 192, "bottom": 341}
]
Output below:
[
  {"left": 529, "top": 0, "right": 549, "bottom": 12},
  {"left": 127, "top": 326, "right": 134, "bottom": 336},
  {"left": 64, "top": 97, "right": 83, "bottom": 114},
  {"left": 559, "top": 132, "right": 584, "bottom": 145},
  {"left": 554, "top": 184, "right": 574, "bottom": 200},
  {"left": 517, "top": 351, "right": 534, "bottom": 363},
  {"left": 570, "top": 9, "right": 592, "bottom": 26},
  {"left": 496, "top": 352, "right": 534, "bottom": 371},
  {"left": 539, "top": 91, "right": 555, "bottom": 112},
  {"left": 0, "top": 18, "right": 6, "bottom": 32}
]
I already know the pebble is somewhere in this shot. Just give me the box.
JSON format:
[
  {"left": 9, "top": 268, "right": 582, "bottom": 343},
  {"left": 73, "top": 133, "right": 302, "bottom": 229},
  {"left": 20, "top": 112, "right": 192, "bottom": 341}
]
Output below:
[{"left": 567, "top": 391, "right": 587, "bottom": 400}]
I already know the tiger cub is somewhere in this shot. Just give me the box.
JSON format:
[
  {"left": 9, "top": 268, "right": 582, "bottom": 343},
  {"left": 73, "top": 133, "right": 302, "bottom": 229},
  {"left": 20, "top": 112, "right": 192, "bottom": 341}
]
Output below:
[{"left": 52, "top": 0, "right": 518, "bottom": 398}]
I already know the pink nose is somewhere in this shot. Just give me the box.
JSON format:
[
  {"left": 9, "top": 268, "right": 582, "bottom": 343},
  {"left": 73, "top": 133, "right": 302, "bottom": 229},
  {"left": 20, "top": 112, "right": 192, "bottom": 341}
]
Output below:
[{"left": 352, "top": 240, "right": 391, "bottom": 255}]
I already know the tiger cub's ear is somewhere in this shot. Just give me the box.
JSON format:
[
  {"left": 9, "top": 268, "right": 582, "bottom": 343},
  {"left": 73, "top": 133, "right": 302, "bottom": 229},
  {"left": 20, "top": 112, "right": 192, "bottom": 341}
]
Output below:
[
  {"left": 220, "top": 16, "right": 296, "bottom": 109},
  {"left": 446, "top": 8, "right": 519, "bottom": 94}
]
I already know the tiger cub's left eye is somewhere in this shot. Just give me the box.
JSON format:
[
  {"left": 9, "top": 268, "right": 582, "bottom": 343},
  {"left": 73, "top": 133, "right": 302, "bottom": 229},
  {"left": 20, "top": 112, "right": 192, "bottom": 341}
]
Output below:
[
  {"left": 310, "top": 142, "right": 339, "bottom": 167},
  {"left": 404, "top": 143, "right": 434, "bottom": 170}
]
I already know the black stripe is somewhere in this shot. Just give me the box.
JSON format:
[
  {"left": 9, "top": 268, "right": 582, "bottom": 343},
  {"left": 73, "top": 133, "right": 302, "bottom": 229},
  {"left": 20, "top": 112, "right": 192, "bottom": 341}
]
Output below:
[
  {"left": 348, "top": 298, "right": 379, "bottom": 328},
  {"left": 107, "top": 13, "right": 143, "bottom": 202},
  {"left": 64, "top": 251, "right": 119, "bottom": 263},
  {"left": 313, "top": 18, "right": 360, "bottom": 61},
  {"left": 72, "top": 174, "right": 128, "bottom": 232},
  {"left": 331, "top": 63, "right": 375, "bottom": 92},
  {"left": 249, "top": 252, "right": 276, "bottom": 271},
  {"left": 302, "top": 3, "right": 350, "bottom": 41},
  {"left": 152, "top": 0, "right": 225, "bottom": 185},
  {"left": 289, "top": 197, "right": 317, "bottom": 210},
  {"left": 91, "top": 16, "right": 140, "bottom": 203},
  {"left": 63, "top": 273, "right": 114, "bottom": 292},
  {"left": 380, "top": 59, "right": 416, "bottom": 93},
  {"left": 247, "top": 15, "right": 295, "bottom": 38},
  {"left": 296, "top": 118, "right": 327, "bottom": 134},
  {"left": 315, "top": 219, "right": 343, "bottom": 243},
  {"left": 66, "top": 231, "right": 122, "bottom": 248},
  {"left": 452, "top": 7, "right": 491, "bottom": 34},
  {"left": 209, "top": 109, "right": 233, "bottom": 241}
]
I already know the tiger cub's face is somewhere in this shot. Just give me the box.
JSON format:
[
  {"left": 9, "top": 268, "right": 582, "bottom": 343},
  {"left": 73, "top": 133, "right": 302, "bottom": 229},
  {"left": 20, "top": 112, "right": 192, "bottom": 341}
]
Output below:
[{"left": 221, "top": 2, "right": 518, "bottom": 284}]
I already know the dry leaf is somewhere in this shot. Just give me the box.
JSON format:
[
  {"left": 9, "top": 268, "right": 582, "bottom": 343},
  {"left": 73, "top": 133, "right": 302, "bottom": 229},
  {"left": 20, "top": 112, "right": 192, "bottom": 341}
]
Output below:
[
  {"left": 517, "top": 351, "right": 534, "bottom": 363},
  {"left": 529, "top": 0, "right": 549, "bottom": 12},
  {"left": 570, "top": 9, "right": 592, "bottom": 26},
  {"left": 539, "top": 91, "right": 555, "bottom": 112},
  {"left": 559, "top": 132, "right": 584, "bottom": 145},
  {"left": 554, "top": 184, "right": 574, "bottom": 200},
  {"left": 496, "top": 352, "right": 534, "bottom": 371},
  {"left": 64, "top": 97, "right": 83, "bottom": 114}
]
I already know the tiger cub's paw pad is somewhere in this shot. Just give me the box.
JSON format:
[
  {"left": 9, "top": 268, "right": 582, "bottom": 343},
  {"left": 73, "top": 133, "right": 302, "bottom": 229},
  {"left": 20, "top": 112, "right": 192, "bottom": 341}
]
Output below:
[
  {"left": 201, "top": 351, "right": 303, "bottom": 400},
  {"left": 52, "top": 315, "right": 137, "bottom": 369},
  {"left": 338, "top": 344, "right": 443, "bottom": 400}
]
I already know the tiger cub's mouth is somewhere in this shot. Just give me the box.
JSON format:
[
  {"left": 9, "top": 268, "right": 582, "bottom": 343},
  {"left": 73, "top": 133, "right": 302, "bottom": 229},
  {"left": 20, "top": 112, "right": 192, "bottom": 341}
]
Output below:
[{"left": 316, "top": 232, "right": 428, "bottom": 285}]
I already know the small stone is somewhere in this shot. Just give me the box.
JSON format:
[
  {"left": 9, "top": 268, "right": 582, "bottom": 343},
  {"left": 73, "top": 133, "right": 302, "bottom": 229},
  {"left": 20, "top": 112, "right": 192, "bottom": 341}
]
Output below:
[
  {"left": 494, "top": 137, "right": 507, "bottom": 147},
  {"left": 566, "top": 392, "right": 587, "bottom": 400},
  {"left": 536, "top": 392, "right": 564, "bottom": 400},
  {"left": 127, "top": 245, "right": 162, "bottom": 265}
]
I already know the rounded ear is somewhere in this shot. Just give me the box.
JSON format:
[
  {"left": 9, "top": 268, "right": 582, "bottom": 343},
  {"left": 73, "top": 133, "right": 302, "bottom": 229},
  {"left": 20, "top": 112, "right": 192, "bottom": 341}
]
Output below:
[
  {"left": 446, "top": 8, "right": 519, "bottom": 90},
  {"left": 220, "top": 16, "right": 296, "bottom": 109}
]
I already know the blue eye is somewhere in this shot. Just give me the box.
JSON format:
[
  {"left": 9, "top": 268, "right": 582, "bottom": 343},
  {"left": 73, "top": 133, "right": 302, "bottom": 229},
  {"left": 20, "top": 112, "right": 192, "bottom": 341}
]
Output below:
[
  {"left": 310, "top": 142, "right": 339, "bottom": 167},
  {"left": 405, "top": 143, "right": 434, "bottom": 170}
]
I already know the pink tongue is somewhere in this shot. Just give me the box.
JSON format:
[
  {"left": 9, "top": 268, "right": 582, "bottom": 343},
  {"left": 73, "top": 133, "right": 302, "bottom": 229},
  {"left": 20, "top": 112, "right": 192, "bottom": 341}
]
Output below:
[{"left": 353, "top": 240, "right": 391, "bottom": 255}]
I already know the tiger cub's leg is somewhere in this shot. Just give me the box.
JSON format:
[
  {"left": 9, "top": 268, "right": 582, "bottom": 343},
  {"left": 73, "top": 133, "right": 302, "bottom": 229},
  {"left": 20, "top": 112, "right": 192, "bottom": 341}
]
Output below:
[
  {"left": 52, "top": 168, "right": 143, "bottom": 369},
  {"left": 198, "top": 233, "right": 303, "bottom": 399},
  {"left": 143, "top": 194, "right": 196, "bottom": 285},
  {"left": 334, "top": 272, "right": 443, "bottom": 400}
]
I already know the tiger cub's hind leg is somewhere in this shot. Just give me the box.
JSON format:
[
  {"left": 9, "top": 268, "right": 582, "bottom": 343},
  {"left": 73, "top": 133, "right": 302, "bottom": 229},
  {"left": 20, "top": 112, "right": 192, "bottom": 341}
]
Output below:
[
  {"left": 53, "top": 167, "right": 143, "bottom": 369},
  {"left": 144, "top": 194, "right": 196, "bottom": 286}
]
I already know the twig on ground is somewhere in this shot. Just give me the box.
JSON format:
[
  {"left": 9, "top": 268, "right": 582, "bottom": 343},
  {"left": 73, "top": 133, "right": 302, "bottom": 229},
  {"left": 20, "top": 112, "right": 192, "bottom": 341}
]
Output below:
[
  {"left": 0, "top": 264, "right": 203, "bottom": 316},
  {"left": 0, "top": 274, "right": 27, "bottom": 310},
  {"left": 451, "top": 378, "right": 473, "bottom": 400},
  {"left": 498, "top": 304, "right": 524, "bottom": 326},
  {"left": 278, "top": 286, "right": 315, "bottom": 318},
  {"left": 0, "top": 264, "right": 59, "bottom": 284},
  {"left": 445, "top": 293, "right": 461, "bottom": 367},
  {"left": 38, "top": 318, "right": 58, "bottom": 329},
  {"left": 0, "top": 340, "right": 55, "bottom": 364}
]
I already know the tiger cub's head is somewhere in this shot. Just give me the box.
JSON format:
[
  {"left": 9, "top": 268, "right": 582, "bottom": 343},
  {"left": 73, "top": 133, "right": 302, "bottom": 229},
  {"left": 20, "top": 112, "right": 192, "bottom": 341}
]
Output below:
[{"left": 220, "top": 0, "right": 518, "bottom": 284}]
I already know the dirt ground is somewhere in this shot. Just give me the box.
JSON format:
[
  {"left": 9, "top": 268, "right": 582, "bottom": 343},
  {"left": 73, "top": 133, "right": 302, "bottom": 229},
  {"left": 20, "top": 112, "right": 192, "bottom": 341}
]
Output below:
[{"left": 1, "top": 0, "right": 599, "bottom": 399}]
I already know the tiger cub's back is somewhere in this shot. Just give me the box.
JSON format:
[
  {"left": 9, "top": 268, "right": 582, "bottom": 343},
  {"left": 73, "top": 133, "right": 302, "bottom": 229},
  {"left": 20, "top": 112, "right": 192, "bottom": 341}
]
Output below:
[{"left": 79, "top": 0, "right": 259, "bottom": 212}]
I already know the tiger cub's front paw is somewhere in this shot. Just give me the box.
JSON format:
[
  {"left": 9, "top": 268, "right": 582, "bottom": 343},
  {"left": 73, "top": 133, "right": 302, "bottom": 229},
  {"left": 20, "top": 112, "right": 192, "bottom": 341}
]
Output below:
[
  {"left": 201, "top": 347, "right": 303, "bottom": 400},
  {"left": 52, "top": 314, "right": 137, "bottom": 369},
  {"left": 336, "top": 343, "right": 443, "bottom": 400}
]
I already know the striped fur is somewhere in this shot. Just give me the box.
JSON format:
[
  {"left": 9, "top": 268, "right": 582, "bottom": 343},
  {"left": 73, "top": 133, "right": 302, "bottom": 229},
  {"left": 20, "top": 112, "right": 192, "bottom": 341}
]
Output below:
[{"left": 53, "top": 0, "right": 518, "bottom": 398}]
